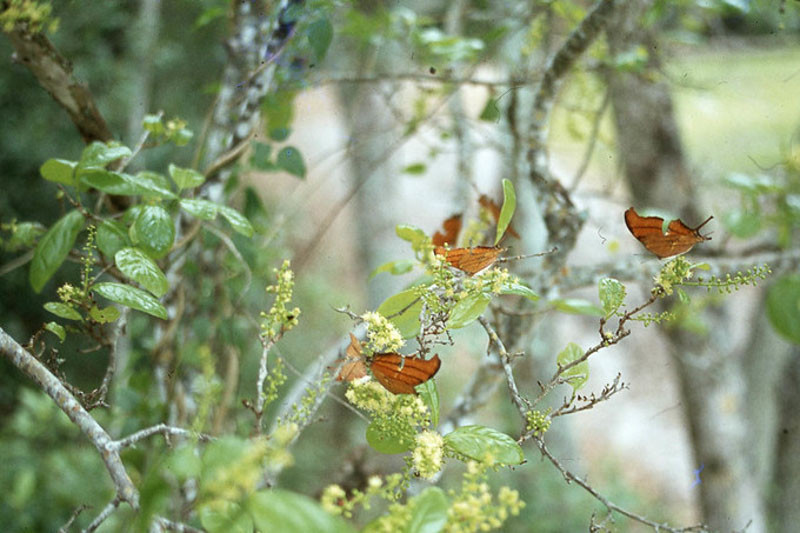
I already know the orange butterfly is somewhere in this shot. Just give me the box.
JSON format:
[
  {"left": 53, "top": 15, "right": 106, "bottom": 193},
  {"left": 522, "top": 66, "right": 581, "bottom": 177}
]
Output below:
[
  {"left": 336, "top": 334, "right": 441, "bottom": 395},
  {"left": 478, "top": 194, "right": 520, "bottom": 239},
  {"left": 434, "top": 245, "right": 505, "bottom": 275},
  {"left": 432, "top": 214, "right": 462, "bottom": 247},
  {"left": 624, "top": 207, "right": 712, "bottom": 259},
  {"left": 370, "top": 353, "right": 441, "bottom": 395}
]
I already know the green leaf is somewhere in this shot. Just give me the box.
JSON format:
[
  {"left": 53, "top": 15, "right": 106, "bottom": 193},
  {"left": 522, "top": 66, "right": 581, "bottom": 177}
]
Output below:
[
  {"left": 444, "top": 425, "right": 524, "bottom": 465},
  {"left": 395, "top": 225, "right": 428, "bottom": 247},
  {"left": 766, "top": 275, "right": 800, "bottom": 344},
  {"left": 677, "top": 287, "right": 690, "bottom": 304},
  {"left": 723, "top": 209, "right": 761, "bottom": 238},
  {"left": 180, "top": 198, "right": 219, "bottom": 221},
  {"left": 115, "top": 247, "right": 168, "bottom": 297},
  {"left": 407, "top": 487, "right": 448, "bottom": 533},
  {"left": 79, "top": 169, "right": 177, "bottom": 199},
  {"left": 377, "top": 288, "right": 423, "bottom": 338},
  {"left": 403, "top": 163, "right": 427, "bottom": 175},
  {"left": 499, "top": 281, "right": 539, "bottom": 301},
  {"left": 551, "top": 298, "right": 604, "bottom": 317},
  {"left": 307, "top": 17, "right": 334, "bottom": 61},
  {"left": 556, "top": 342, "right": 588, "bottom": 391},
  {"left": 89, "top": 305, "right": 120, "bottom": 324},
  {"left": 276, "top": 146, "right": 306, "bottom": 178},
  {"left": 598, "top": 278, "right": 626, "bottom": 318},
  {"left": 218, "top": 206, "right": 255, "bottom": 237},
  {"left": 262, "top": 90, "right": 296, "bottom": 140},
  {"left": 479, "top": 97, "right": 500, "bottom": 122},
  {"left": 93, "top": 282, "right": 167, "bottom": 319},
  {"left": 495, "top": 179, "right": 516, "bottom": 245},
  {"left": 130, "top": 205, "right": 175, "bottom": 259},
  {"left": 169, "top": 164, "right": 205, "bottom": 190},
  {"left": 44, "top": 322, "right": 65, "bottom": 342},
  {"left": 366, "top": 422, "right": 413, "bottom": 454},
  {"left": 96, "top": 220, "right": 130, "bottom": 258},
  {"left": 723, "top": 172, "right": 780, "bottom": 194},
  {"left": 248, "top": 489, "right": 355, "bottom": 533},
  {"left": 449, "top": 292, "right": 491, "bottom": 329},
  {"left": 199, "top": 501, "right": 253, "bottom": 533},
  {"left": 44, "top": 302, "right": 82, "bottom": 321},
  {"left": 78, "top": 141, "right": 131, "bottom": 169},
  {"left": 417, "top": 380, "right": 439, "bottom": 428},
  {"left": 250, "top": 141, "right": 276, "bottom": 171},
  {"left": 29, "top": 210, "right": 84, "bottom": 293},
  {"left": 40, "top": 159, "right": 77, "bottom": 186},
  {"left": 369, "top": 259, "right": 415, "bottom": 280}
]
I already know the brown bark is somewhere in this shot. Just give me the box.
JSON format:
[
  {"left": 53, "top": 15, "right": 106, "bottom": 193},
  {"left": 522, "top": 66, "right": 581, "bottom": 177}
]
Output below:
[{"left": 606, "top": 1, "right": 771, "bottom": 531}]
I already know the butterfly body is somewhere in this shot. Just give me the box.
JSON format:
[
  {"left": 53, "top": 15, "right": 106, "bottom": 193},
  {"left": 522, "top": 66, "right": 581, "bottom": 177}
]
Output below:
[{"left": 624, "top": 207, "right": 712, "bottom": 259}]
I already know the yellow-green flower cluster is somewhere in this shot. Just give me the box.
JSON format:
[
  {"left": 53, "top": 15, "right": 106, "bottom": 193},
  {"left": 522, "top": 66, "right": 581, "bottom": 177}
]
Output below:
[
  {"left": 345, "top": 379, "right": 428, "bottom": 427},
  {"left": 321, "top": 473, "right": 403, "bottom": 519},
  {"left": 361, "top": 311, "right": 404, "bottom": 353},
  {"left": 201, "top": 437, "right": 269, "bottom": 502},
  {"left": 464, "top": 267, "right": 513, "bottom": 296},
  {"left": 412, "top": 430, "right": 445, "bottom": 479},
  {"left": 57, "top": 283, "right": 79, "bottom": 304},
  {"left": 262, "top": 422, "right": 296, "bottom": 476},
  {"left": 260, "top": 260, "right": 300, "bottom": 339},
  {"left": 525, "top": 409, "right": 551, "bottom": 437},
  {"left": 0, "top": 0, "right": 58, "bottom": 33},
  {"left": 654, "top": 256, "right": 693, "bottom": 295},
  {"left": 446, "top": 461, "right": 525, "bottom": 532}
]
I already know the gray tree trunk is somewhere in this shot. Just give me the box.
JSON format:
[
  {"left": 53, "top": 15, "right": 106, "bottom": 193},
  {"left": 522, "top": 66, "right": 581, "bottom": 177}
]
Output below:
[{"left": 606, "top": 1, "right": 774, "bottom": 531}]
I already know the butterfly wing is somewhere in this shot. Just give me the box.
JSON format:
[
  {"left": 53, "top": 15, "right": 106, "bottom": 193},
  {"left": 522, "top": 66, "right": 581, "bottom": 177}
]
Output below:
[
  {"left": 435, "top": 246, "right": 504, "bottom": 275},
  {"left": 432, "top": 214, "right": 463, "bottom": 247},
  {"left": 370, "top": 354, "right": 441, "bottom": 395},
  {"left": 625, "top": 207, "right": 709, "bottom": 259},
  {"left": 336, "top": 333, "right": 368, "bottom": 382}
]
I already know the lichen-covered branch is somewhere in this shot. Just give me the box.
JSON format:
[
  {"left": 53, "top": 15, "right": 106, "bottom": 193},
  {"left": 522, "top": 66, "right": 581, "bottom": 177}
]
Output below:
[{"left": 0, "top": 327, "right": 138, "bottom": 508}]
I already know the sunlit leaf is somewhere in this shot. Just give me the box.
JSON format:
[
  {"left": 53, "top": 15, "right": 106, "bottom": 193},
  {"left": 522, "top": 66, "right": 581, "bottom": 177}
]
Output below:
[
  {"left": 40, "top": 159, "right": 77, "bottom": 186},
  {"left": 376, "top": 288, "right": 423, "bottom": 338},
  {"left": 44, "top": 322, "right": 65, "bottom": 342},
  {"left": 93, "top": 282, "right": 167, "bottom": 319},
  {"left": 248, "top": 489, "right": 355, "bottom": 533},
  {"left": 218, "top": 206, "right": 255, "bottom": 237},
  {"left": 444, "top": 425, "right": 523, "bottom": 465},
  {"left": 766, "top": 275, "right": 800, "bottom": 344},
  {"left": 598, "top": 278, "right": 625, "bottom": 318},
  {"left": 556, "top": 342, "right": 588, "bottom": 391},
  {"left": 550, "top": 298, "right": 604, "bottom": 317},
  {"left": 129, "top": 205, "right": 175, "bottom": 259},
  {"left": 366, "top": 422, "right": 413, "bottom": 454},
  {"left": 180, "top": 198, "right": 219, "bottom": 221},
  {"left": 169, "top": 164, "right": 205, "bottom": 190},
  {"left": 96, "top": 220, "right": 130, "bottom": 258},
  {"left": 407, "top": 487, "right": 448, "bottom": 533},
  {"left": 449, "top": 292, "right": 491, "bottom": 329},
  {"left": 44, "top": 302, "right": 82, "bottom": 321},
  {"left": 115, "top": 247, "right": 168, "bottom": 297},
  {"left": 495, "top": 179, "right": 516, "bottom": 245},
  {"left": 369, "top": 259, "right": 415, "bottom": 280}
]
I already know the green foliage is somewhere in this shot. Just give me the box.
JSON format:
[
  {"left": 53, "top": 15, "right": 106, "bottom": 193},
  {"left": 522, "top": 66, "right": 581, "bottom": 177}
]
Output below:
[
  {"left": 0, "top": 0, "right": 58, "bottom": 33},
  {"left": 766, "top": 275, "right": 800, "bottom": 344},
  {"left": 444, "top": 425, "right": 524, "bottom": 466},
  {"left": 598, "top": 277, "right": 626, "bottom": 318},
  {"left": 495, "top": 178, "right": 516, "bottom": 245},
  {"left": 29, "top": 210, "right": 84, "bottom": 293},
  {"left": 556, "top": 342, "right": 589, "bottom": 392}
]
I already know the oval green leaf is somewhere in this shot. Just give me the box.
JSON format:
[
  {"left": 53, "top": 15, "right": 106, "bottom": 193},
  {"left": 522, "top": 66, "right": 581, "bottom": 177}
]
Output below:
[
  {"left": 556, "top": 342, "right": 588, "bottom": 391},
  {"left": 499, "top": 281, "right": 539, "bottom": 301},
  {"left": 598, "top": 278, "right": 626, "bottom": 318},
  {"left": 307, "top": 17, "right": 333, "bottom": 61},
  {"left": 276, "top": 146, "right": 306, "bottom": 178},
  {"left": 93, "top": 282, "right": 167, "bottom": 319},
  {"left": 44, "top": 322, "right": 66, "bottom": 342},
  {"left": 248, "top": 489, "right": 355, "bottom": 533},
  {"left": 180, "top": 198, "right": 219, "bottom": 221},
  {"left": 417, "top": 380, "right": 439, "bottom": 428},
  {"left": 89, "top": 305, "right": 120, "bottom": 324},
  {"left": 79, "top": 141, "right": 132, "bottom": 169},
  {"left": 766, "top": 275, "right": 800, "bottom": 344},
  {"left": 443, "top": 425, "right": 524, "bottom": 465},
  {"left": 407, "top": 487, "right": 448, "bottom": 533},
  {"left": 30, "top": 210, "right": 84, "bottom": 293},
  {"left": 169, "top": 164, "right": 205, "bottom": 190},
  {"left": 96, "top": 220, "right": 130, "bottom": 258},
  {"left": 130, "top": 205, "right": 175, "bottom": 259},
  {"left": 551, "top": 298, "right": 604, "bottom": 317},
  {"left": 449, "top": 292, "right": 491, "bottom": 329},
  {"left": 44, "top": 302, "right": 82, "bottom": 321},
  {"left": 395, "top": 225, "right": 428, "bottom": 247},
  {"left": 376, "top": 288, "right": 423, "bottom": 338},
  {"left": 40, "top": 159, "right": 77, "bottom": 186},
  {"left": 366, "top": 422, "right": 414, "bottom": 454},
  {"left": 199, "top": 501, "right": 253, "bottom": 533},
  {"left": 218, "top": 206, "right": 255, "bottom": 237},
  {"left": 369, "top": 259, "right": 415, "bottom": 280},
  {"left": 495, "top": 179, "right": 516, "bottom": 245},
  {"left": 115, "top": 247, "right": 168, "bottom": 297}
]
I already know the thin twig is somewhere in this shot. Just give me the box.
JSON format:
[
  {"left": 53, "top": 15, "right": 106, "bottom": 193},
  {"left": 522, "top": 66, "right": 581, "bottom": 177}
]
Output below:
[
  {"left": 82, "top": 498, "right": 120, "bottom": 533},
  {"left": 114, "top": 423, "right": 212, "bottom": 449},
  {"left": 533, "top": 436, "right": 708, "bottom": 533},
  {"left": 58, "top": 504, "right": 90, "bottom": 533},
  {"left": 477, "top": 316, "right": 530, "bottom": 417}
]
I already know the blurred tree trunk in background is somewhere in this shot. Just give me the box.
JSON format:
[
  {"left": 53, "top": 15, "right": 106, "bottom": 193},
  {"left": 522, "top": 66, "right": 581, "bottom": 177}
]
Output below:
[
  {"left": 606, "top": 1, "right": 775, "bottom": 531},
  {"left": 773, "top": 346, "right": 800, "bottom": 532},
  {"left": 125, "top": 0, "right": 160, "bottom": 151}
]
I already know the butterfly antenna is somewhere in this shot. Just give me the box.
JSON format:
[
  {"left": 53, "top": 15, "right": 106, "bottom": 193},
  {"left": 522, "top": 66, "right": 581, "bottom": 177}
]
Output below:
[{"left": 694, "top": 215, "right": 714, "bottom": 232}]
